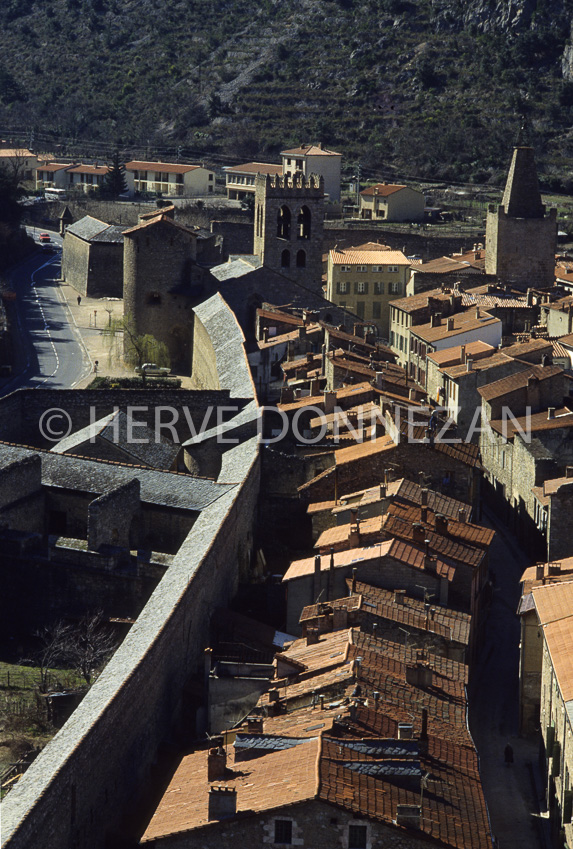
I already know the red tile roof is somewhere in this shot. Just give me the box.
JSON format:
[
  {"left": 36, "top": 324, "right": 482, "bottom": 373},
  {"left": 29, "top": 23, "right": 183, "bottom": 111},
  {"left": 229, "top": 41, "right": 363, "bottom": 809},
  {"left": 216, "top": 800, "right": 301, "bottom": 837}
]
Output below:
[
  {"left": 125, "top": 160, "right": 204, "bottom": 174},
  {"left": 360, "top": 183, "right": 407, "bottom": 197}
]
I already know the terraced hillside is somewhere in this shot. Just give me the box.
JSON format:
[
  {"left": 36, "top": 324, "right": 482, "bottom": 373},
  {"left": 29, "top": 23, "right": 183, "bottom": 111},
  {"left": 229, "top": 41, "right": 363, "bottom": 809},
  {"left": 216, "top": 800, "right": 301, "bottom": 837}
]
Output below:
[{"left": 1, "top": 0, "right": 573, "bottom": 183}]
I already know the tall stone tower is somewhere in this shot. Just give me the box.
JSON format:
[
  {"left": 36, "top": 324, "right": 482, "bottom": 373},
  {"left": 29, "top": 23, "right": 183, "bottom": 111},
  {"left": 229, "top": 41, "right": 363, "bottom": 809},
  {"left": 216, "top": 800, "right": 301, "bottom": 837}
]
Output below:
[
  {"left": 253, "top": 172, "right": 324, "bottom": 290},
  {"left": 123, "top": 210, "right": 197, "bottom": 371},
  {"left": 485, "top": 146, "right": 557, "bottom": 288}
]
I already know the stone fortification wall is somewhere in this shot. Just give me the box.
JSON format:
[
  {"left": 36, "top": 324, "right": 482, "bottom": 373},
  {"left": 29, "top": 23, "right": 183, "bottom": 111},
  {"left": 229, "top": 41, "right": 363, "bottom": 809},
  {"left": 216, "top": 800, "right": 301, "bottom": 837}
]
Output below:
[
  {"left": 62, "top": 235, "right": 123, "bottom": 298},
  {"left": 0, "top": 388, "right": 235, "bottom": 448},
  {"left": 0, "top": 294, "right": 260, "bottom": 849},
  {"left": 0, "top": 453, "right": 41, "bottom": 507},
  {"left": 87, "top": 478, "right": 141, "bottom": 551}
]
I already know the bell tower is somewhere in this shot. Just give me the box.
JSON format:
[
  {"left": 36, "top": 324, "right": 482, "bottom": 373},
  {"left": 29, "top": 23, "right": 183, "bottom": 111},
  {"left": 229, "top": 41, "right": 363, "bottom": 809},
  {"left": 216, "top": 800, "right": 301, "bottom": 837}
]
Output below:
[
  {"left": 253, "top": 172, "right": 324, "bottom": 291},
  {"left": 485, "top": 146, "right": 556, "bottom": 288}
]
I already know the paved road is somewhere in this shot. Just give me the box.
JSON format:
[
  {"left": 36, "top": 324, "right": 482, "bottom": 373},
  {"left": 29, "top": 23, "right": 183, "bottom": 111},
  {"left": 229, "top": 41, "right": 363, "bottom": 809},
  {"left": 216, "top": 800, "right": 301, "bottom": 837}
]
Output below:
[
  {"left": 468, "top": 509, "right": 548, "bottom": 849},
  {"left": 1, "top": 233, "right": 91, "bottom": 394}
]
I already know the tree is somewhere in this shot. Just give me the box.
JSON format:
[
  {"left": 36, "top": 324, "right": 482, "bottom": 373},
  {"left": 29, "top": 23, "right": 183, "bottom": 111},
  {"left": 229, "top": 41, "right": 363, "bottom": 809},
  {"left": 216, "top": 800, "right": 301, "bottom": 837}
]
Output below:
[
  {"left": 102, "top": 313, "right": 170, "bottom": 377},
  {"left": 102, "top": 151, "right": 127, "bottom": 198},
  {"left": 33, "top": 613, "right": 118, "bottom": 691}
]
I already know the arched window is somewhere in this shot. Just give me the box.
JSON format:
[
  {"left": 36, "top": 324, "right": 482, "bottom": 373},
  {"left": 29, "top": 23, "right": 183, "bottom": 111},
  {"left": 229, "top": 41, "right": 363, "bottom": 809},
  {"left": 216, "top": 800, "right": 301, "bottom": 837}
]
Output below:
[
  {"left": 297, "top": 205, "right": 311, "bottom": 239},
  {"left": 296, "top": 249, "right": 306, "bottom": 268},
  {"left": 281, "top": 249, "right": 291, "bottom": 268},
  {"left": 277, "top": 205, "right": 291, "bottom": 239}
]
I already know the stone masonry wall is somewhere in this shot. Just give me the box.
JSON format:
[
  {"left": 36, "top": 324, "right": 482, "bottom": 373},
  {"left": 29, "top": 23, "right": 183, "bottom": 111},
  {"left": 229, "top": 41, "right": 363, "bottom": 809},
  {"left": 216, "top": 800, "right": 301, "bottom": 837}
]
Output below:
[
  {"left": 87, "top": 478, "right": 141, "bottom": 551},
  {"left": 1, "top": 441, "right": 260, "bottom": 849},
  {"left": 148, "top": 797, "right": 434, "bottom": 849},
  {"left": 0, "top": 453, "right": 42, "bottom": 508}
]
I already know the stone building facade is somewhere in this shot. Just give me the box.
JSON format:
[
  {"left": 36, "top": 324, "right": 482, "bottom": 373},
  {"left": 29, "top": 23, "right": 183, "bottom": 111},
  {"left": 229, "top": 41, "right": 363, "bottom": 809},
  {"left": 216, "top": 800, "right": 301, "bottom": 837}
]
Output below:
[
  {"left": 61, "top": 216, "right": 125, "bottom": 298},
  {"left": 253, "top": 173, "right": 324, "bottom": 291},
  {"left": 123, "top": 211, "right": 200, "bottom": 371},
  {"left": 485, "top": 146, "right": 557, "bottom": 288}
]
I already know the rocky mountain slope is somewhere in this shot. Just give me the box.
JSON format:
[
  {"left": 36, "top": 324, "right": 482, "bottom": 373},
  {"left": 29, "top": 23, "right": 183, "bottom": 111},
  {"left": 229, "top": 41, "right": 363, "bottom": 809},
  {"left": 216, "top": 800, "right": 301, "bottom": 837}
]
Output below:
[{"left": 1, "top": 0, "right": 573, "bottom": 184}]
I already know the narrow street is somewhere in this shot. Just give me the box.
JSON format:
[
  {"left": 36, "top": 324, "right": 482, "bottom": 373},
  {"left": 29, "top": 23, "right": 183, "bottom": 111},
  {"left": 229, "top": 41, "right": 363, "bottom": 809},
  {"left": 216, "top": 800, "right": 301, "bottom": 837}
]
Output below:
[
  {"left": 469, "top": 508, "right": 549, "bottom": 849},
  {"left": 1, "top": 239, "right": 91, "bottom": 395}
]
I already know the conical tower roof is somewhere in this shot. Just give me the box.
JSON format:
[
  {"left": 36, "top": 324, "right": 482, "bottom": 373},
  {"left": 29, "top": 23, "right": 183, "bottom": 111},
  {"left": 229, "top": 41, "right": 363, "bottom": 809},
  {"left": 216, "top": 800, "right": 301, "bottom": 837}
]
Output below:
[{"left": 501, "top": 146, "right": 544, "bottom": 219}]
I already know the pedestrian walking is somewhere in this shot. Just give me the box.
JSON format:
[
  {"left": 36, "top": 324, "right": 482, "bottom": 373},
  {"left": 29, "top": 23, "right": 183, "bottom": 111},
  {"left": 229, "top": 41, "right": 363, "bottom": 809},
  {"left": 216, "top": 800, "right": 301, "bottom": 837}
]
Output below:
[
  {"left": 504, "top": 743, "right": 514, "bottom": 766},
  {"left": 77, "top": 295, "right": 82, "bottom": 306}
]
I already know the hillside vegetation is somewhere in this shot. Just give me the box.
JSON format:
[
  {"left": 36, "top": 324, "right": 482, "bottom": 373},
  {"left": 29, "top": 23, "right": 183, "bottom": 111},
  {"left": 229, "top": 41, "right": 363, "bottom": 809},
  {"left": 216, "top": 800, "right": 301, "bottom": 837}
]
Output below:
[{"left": 2, "top": 0, "right": 573, "bottom": 184}]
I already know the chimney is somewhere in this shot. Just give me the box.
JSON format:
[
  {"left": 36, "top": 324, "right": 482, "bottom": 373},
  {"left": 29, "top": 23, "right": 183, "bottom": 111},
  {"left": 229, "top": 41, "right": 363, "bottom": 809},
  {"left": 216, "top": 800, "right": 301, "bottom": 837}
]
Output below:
[
  {"left": 420, "top": 506, "right": 428, "bottom": 523},
  {"left": 247, "top": 716, "right": 263, "bottom": 733},
  {"left": 548, "top": 407, "right": 555, "bottom": 420},
  {"left": 420, "top": 488, "right": 428, "bottom": 507},
  {"left": 466, "top": 357, "right": 473, "bottom": 372},
  {"left": 319, "top": 694, "right": 325, "bottom": 710},
  {"left": 446, "top": 317, "right": 454, "bottom": 332},
  {"left": 430, "top": 313, "right": 441, "bottom": 328},
  {"left": 475, "top": 306, "right": 480, "bottom": 319},
  {"left": 566, "top": 466, "right": 573, "bottom": 478},
  {"left": 396, "top": 805, "right": 421, "bottom": 830},
  {"left": 372, "top": 691, "right": 380, "bottom": 709},
  {"left": 535, "top": 563, "right": 545, "bottom": 581},
  {"left": 412, "top": 523, "right": 426, "bottom": 544},
  {"left": 421, "top": 706, "right": 428, "bottom": 742},
  {"left": 394, "top": 588, "right": 406, "bottom": 605},
  {"left": 287, "top": 340, "right": 295, "bottom": 361},
  {"left": 314, "top": 554, "right": 321, "bottom": 600},
  {"left": 458, "top": 508, "right": 467, "bottom": 524},
  {"left": 324, "top": 390, "right": 336, "bottom": 415},
  {"left": 208, "top": 786, "right": 237, "bottom": 820},
  {"left": 460, "top": 345, "right": 466, "bottom": 365},
  {"left": 351, "top": 566, "right": 357, "bottom": 595},
  {"left": 306, "top": 627, "right": 320, "bottom": 645},
  {"left": 306, "top": 352, "right": 313, "bottom": 365},
  {"left": 297, "top": 326, "right": 306, "bottom": 341},
  {"left": 207, "top": 747, "right": 227, "bottom": 782},
  {"left": 333, "top": 606, "right": 349, "bottom": 630},
  {"left": 204, "top": 647, "right": 213, "bottom": 684},
  {"left": 349, "top": 519, "right": 361, "bottom": 548},
  {"left": 310, "top": 378, "right": 320, "bottom": 396},
  {"left": 398, "top": 722, "right": 414, "bottom": 740},
  {"left": 328, "top": 546, "right": 335, "bottom": 600},
  {"left": 379, "top": 483, "right": 387, "bottom": 498},
  {"left": 406, "top": 664, "right": 432, "bottom": 688},
  {"left": 262, "top": 326, "right": 269, "bottom": 343},
  {"left": 434, "top": 513, "right": 448, "bottom": 535}
]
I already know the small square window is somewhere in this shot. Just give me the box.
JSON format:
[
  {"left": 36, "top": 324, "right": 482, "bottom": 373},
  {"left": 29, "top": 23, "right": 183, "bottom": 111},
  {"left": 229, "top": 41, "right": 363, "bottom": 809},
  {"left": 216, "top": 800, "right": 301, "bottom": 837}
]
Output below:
[
  {"left": 348, "top": 823, "right": 367, "bottom": 849},
  {"left": 274, "top": 819, "right": 292, "bottom": 844}
]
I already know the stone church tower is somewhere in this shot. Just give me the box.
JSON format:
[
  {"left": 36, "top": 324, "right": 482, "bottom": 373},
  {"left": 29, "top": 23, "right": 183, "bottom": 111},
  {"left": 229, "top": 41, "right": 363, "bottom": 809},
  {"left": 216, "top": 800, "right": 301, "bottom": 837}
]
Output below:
[
  {"left": 253, "top": 172, "right": 324, "bottom": 291},
  {"left": 485, "top": 146, "right": 556, "bottom": 288},
  {"left": 123, "top": 209, "right": 197, "bottom": 371}
]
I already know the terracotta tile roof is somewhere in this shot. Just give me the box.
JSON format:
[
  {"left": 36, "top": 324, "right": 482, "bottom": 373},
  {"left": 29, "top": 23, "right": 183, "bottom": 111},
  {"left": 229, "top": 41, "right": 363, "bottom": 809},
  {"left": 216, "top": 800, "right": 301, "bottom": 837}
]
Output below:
[
  {"left": 531, "top": 475, "right": 573, "bottom": 501},
  {"left": 125, "top": 160, "right": 203, "bottom": 174},
  {"left": 384, "top": 501, "right": 493, "bottom": 550},
  {"left": 500, "top": 338, "right": 553, "bottom": 359},
  {"left": 330, "top": 248, "right": 411, "bottom": 266},
  {"left": 427, "top": 341, "right": 495, "bottom": 367},
  {"left": 281, "top": 144, "right": 341, "bottom": 157},
  {"left": 141, "top": 624, "right": 489, "bottom": 849},
  {"left": 67, "top": 164, "right": 110, "bottom": 175},
  {"left": 348, "top": 579, "right": 471, "bottom": 644},
  {"left": 545, "top": 294, "right": 573, "bottom": 312},
  {"left": 381, "top": 508, "right": 485, "bottom": 570},
  {"left": 278, "top": 382, "right": 375, "bottom": 413},
  {"left": 520, "top": 558, "right": 573, "bottom": 591},
  {"left": 489, "top": 407, "right": 573, "bottom": 437},
  {"left": 140, "top": 737, "right": 321, "bottom": 842},
  {"left": 274, "top": 629, "right": 352, "bottom": 673},
  {"left": 391, "top": 479, "right": 472, "bottom": 520},
  {"left": 460, "top": 292, "right": 529, "bottom": 309},
  {"left": 307, "top": 500, "right": 338, "bottom": 515},
  {"left": 360, "top": 183, "right": 407, "bottom": 197},
  {"left": 257, "top": 307, "right": 304, "bottom": 326},
  {"left": 442, "top": 351, "right": 517, "bottom": 379},
  {"left": 531, "top": 580, "right": 573, "bottom": 626},
  {"left": 37, "top": 162, "right": 75, "bottom": 173},
  {"left": 283, "top": 538, "right": 455, "bottom": 583},
  {"left": 0, "top": 148, "right": 35, "bottom": 158},
  {"left": 411, "top": 309, "right": 499, "bottom": 344},
  {"left": 477, "top": 364, "right": 563, "bottom": 401},
  {"left": 390, "top": 288, "right": 452, "bottom": 313},
  {"left": 300, "top": 595, "right": 363, "bottom": 623},
  {"left": 225, "top": 162, "right": 282, "bottom": 175},
  {"left": 413, "top": 256, "right": 482, "bottom": 274},
  {"left": 334, "top": 434, "right": 396, "bottom": 464},
  {"left": 314, "top": 515, "right": 384, "bottom": 550},
  {"left": 122, "top": 214, "right": 198, "bottom": 237},
  {"left": 532, "top": 582, "right": 573, "bottom": 701}
]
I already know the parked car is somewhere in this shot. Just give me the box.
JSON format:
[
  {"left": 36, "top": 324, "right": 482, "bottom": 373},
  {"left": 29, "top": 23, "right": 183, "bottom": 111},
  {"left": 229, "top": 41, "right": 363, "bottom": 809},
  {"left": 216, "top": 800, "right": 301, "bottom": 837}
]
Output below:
[
  {"left": 135, "top": 363, "right": 171, "bottom": 376},
  {"left": 39, "top": 232, "right": 51, "bottom": 243}
]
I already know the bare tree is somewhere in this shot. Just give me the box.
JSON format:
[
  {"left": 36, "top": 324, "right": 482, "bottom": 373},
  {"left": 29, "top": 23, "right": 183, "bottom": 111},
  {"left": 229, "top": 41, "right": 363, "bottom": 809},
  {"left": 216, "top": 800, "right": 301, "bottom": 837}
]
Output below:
[
  {"left": 32, "top": 612, "right": 118, "bottom": 692},
  {"left": 101, "top": 312, "right": 170, "bottom": 377}
]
